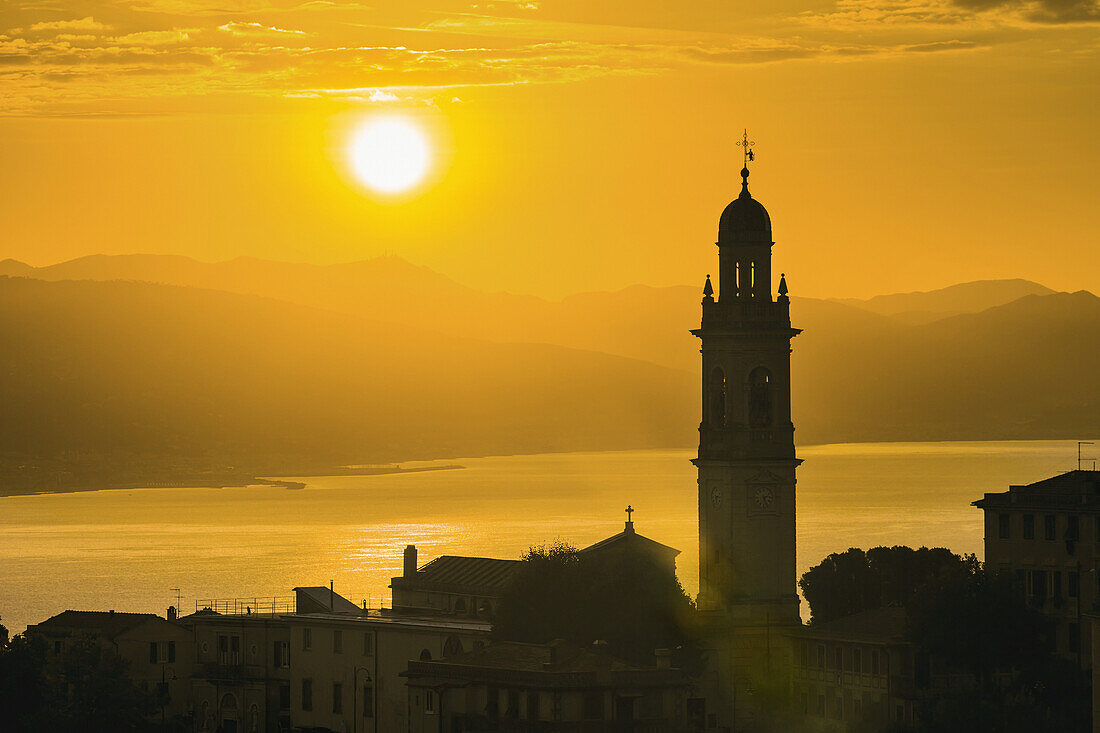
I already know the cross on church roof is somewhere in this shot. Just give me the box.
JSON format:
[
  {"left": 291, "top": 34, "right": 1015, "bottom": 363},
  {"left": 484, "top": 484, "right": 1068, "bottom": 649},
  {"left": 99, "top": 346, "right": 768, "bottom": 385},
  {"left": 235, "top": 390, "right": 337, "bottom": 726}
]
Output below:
[{"left": 625, "top": 505, "right": 633, "bottom": 522}]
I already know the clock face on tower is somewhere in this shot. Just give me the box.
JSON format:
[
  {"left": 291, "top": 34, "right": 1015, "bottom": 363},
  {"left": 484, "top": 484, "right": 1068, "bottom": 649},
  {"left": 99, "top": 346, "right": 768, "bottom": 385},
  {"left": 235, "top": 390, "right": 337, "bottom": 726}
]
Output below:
[
  {"left": 753, "top": 486, "right": 775, "bottom": 510},
  {"left": 711, "top": 487, "right": 722, "bottom": 506}
]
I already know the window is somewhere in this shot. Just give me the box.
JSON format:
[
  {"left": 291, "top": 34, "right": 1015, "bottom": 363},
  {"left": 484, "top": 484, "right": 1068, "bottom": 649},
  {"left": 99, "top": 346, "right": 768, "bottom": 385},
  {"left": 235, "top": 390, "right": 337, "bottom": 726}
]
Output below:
[
  {"left": 709, "top": 367, "right": 727, "bottom": 427},
  {"left": 748, "top": 367, "right": 773, "bottom": 428},
  {"left": 834, "top": 647, "right": 842, "bottom": 671},
  {"left": 526, "top": 692, "right": 540, "bottom": 720},
  {"left": 800, "top": 642, "right": 808, "bottom": 667},
  {"left": 362, "top": 686, "right": 373, "bottom": 718},
  {"left": 217, "top": 635, "right": 240, "bottom": 665},
  {"left": 1070, "top": 571, "right": 1080, "bottom": 598},
  {"left": 1054, "top": 571, "right": 1063, "bottom": 599},
  {"left": 853, "top": 697, "right": 862, "bottom": 719},
  {"left": 999, "top": 513, "right": 1010, "bottom": 539},
  {"left": 333, "top": 629, "right": 342, "bottom": 654},
  {"left": 363, "top": 632, "right": 373, "bottom": 656},
  {"left": 279, "top": 684, "right": 290, "bottom": 711},
  {"left": 1068, "top": 515, "right": 1080, "bottom": 541},
  {"left": 332, "top": 683, "right": 343, "bottom": 714},
  {"left": 302, "top": 628, "right": 312, "bottom": 651},
  {"left": 274, "top": 640, "right": 290, "bottom": 668},
  {"left": 426, "top": 690, "right": 436, "bottom": 714},
  {"left": 168, "top": 641, "right": 175, "bottom": 663},
  {"left": 1045, "top": 515, "right": 1056, "bottom": 540},
  {"left": 816, "top": 695, "right": 825, "bottom": 717},
  {"left": 150, "top": 641, "right": 158, "bottom": 664},
  {"left": 419, "top": 648, "right": 432, "bottom": 661},
  {"left": 583, "top": 691, "right": 604, "bottom": 720},
  {"left": 852, "top": 648, "right": 862, "bottom": 674},
  {"left": 1023, "top": 514, "right": 1035, "bottom": 540},
  {"left": 1070, "top": 623, "right": 1081, "bottom": 652},
  {"left": 871, "top": 650, "right": 880, "bottom": 675},
  {"left": 817, "top": 644, "right": 825, "bottom": 669},
  {"left": 302, "top": 679, "right": 313, "bottom": 711},
  {"left": 54, "top": 641, "right": 61, "bottom": 655}
]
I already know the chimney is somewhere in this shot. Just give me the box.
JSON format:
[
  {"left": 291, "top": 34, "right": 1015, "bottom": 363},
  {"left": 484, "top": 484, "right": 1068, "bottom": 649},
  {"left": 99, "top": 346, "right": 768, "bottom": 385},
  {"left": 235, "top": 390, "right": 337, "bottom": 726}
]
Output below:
[
  {"left": 404, "top": 545, "right": 418, "bottom": 577},
  {"left": 167, "top": 606, "right": 178, "bottom": 622},
  {"left": 330, "top": 580, "right": 334, "bottom": 609},
  {"left": 655, "top": 648, "right": 672, "bottom": 671}
]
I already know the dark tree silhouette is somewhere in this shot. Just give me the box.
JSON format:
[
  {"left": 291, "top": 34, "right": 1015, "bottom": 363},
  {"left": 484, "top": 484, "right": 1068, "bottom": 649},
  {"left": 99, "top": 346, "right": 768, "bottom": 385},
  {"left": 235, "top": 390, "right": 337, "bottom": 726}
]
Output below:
[
  {"left": 799, "top": 546, "right": 966, "bottom": 623},
  {"left": 904, "top": 563, "right": 1088, "bottom": 732},
  {"left": 492, "top": 542, "right": 697, "bottom": 667}
]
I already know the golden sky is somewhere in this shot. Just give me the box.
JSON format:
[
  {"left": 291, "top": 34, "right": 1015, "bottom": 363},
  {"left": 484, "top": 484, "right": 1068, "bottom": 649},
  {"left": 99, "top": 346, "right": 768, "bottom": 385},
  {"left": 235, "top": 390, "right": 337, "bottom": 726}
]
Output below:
[{"left": 1, "top": 0, "right": 1097, "bottom": 298}]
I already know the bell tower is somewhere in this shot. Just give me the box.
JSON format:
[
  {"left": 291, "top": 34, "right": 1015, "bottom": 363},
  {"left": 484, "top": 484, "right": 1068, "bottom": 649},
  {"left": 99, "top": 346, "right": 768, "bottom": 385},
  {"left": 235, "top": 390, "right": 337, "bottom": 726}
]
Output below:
[{"left": 692, "top": 135, "right": 801, "bottom": 624}]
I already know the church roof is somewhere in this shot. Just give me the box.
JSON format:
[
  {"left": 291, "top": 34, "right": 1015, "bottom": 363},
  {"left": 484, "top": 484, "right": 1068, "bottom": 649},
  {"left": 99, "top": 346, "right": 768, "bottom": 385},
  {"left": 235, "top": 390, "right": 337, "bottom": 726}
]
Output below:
[{"left": 581, "top": 523, "right": 680, "bottom": 558}]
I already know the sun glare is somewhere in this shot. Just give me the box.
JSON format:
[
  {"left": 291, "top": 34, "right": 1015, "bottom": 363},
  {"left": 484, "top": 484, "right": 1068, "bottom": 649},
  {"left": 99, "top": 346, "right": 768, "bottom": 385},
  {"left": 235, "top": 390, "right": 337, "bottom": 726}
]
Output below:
[{"left": 348, "top": 116, "right": 432, "bottom": 195}]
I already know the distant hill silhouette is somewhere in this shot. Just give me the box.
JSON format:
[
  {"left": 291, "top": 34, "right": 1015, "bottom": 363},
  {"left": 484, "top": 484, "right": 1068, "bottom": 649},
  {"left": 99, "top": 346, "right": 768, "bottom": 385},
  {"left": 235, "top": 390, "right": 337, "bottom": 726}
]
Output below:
[
  {"left": 832, "top": 279, "right": 1055, "bottom": 325},
  {"left": 0, "top": 277, "right": 696, "bottom": 481},
  {"left": 2, "top": 256, "right": 1097, "bottom": 477}
]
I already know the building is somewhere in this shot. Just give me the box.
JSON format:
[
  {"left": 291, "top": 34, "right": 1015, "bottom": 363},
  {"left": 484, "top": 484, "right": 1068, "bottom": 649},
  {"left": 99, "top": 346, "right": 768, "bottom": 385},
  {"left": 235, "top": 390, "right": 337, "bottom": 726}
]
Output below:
[
  {"left": 391, "top": 545, "right": 519, "bottom": 618},
  {"left": 691, "top": 139, "right": 801, "bottom": 728},
  {"left": 403, "top": 640, "right": 696, "bottom": 732},
  {"left": 391, "top": 518, "right": 679, "bottom": 621},
  {"left": 973, "top": 469, "right": 1100, "bottom": 666},
  {"left": 181, "top": 606, "right": 293, "bottom": 733},
  {"left": 26, "top": 609, "right": 194, "bottom": 724}
]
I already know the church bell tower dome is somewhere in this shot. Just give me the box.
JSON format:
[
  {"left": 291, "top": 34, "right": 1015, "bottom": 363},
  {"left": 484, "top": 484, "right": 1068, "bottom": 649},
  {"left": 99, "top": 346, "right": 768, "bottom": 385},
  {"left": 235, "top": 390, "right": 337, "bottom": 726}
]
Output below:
[{"left": 718, "top": 166, "right": 771, "bottom": 243}]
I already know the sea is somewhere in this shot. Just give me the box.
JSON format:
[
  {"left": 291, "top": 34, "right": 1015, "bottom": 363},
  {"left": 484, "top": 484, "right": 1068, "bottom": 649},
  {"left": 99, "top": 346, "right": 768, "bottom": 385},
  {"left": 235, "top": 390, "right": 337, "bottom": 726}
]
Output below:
[{"left": 0, "top": 440, "right": 1089, "bottom": 633}]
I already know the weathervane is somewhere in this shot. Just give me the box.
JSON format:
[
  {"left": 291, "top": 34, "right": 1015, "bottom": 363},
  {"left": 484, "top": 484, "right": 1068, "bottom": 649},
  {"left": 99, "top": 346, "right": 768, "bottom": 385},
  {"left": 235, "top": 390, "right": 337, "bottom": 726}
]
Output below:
[{"left": 737, "top": 129, "right": 755, "bottom": 167}]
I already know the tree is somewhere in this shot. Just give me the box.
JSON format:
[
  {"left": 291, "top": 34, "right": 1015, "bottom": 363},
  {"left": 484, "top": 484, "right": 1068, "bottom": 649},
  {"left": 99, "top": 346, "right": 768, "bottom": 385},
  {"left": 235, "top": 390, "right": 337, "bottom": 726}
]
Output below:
[
  {"left": 799, "top": 546, "right": 967, "bottom": 624},
  {"left": 492, "top": 542, "right": 697, "bottom": 667},
  {"left": 56, "top": 636, "right": 156, "bottom": 733}
]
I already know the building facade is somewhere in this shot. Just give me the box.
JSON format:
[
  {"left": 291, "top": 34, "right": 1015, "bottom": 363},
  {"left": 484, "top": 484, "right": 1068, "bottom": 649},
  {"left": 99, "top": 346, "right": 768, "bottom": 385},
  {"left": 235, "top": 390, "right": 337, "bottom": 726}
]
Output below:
[{"left": 974, "top": 469, "right": 1100, "bottom": 666}]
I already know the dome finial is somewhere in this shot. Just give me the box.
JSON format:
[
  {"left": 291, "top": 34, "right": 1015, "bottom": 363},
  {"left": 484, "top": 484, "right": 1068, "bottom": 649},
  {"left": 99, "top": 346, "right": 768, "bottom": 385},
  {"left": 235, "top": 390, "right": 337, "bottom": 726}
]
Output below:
[
  {"left": 778, "top": 273, "right": 789, "bottom": 298},
  {"left": 736, "top": 129, "right": 755, "bottom": 199},
  {"left": 703, "top": 274, "right": 714, "bottom": 300}
]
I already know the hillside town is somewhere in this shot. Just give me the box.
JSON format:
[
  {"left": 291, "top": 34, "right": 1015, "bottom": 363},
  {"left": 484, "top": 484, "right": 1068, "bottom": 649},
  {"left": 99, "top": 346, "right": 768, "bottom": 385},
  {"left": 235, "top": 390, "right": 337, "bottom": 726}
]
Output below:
[{"left": 4, "top": 155, "right": 1097, "bottom": 733}]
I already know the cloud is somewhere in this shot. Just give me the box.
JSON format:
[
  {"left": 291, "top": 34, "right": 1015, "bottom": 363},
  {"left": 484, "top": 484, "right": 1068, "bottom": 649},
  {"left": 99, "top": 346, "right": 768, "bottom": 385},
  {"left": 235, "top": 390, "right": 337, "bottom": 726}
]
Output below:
[
  {"left": 796, "top": 0, "right": 1100, "bottom": 27},
  {"left": 29, "top": 17, "right": 107, "bottom": 32},
  {"left": 218, "top": 21, "right": 308, "bottom": 36},
  {"left": 952, "top": 0, "right": 1100, "bottom": 22},
  {"left": 111, "top": 30, "right": 197, "bottom": 45}
]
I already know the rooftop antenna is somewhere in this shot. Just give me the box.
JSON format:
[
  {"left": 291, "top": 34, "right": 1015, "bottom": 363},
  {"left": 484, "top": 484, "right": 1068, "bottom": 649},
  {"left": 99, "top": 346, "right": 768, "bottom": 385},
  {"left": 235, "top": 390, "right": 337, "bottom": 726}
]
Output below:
[
  {"left": 170, "top": 587, "right": 181, "bottom": 612},
  {"left": 1079, "top": 441, "right": 1094, "bottom": 471}
]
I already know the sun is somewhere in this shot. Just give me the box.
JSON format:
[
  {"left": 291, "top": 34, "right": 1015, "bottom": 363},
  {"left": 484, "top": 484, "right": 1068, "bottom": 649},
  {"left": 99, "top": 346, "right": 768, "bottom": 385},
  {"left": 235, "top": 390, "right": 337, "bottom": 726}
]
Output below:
[{"left": 348, "top": 116, "right": 432, "bottom": 195}]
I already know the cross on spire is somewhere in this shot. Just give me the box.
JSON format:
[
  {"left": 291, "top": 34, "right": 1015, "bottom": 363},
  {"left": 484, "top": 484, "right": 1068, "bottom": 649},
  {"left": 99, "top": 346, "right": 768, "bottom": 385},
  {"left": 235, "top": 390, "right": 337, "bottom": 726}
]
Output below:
[
  {"left": 625, "top": 505, "right": 634, "bottom": 523},
  {"left": 737, "top": 129, "right": 755, "bottom": 168}
]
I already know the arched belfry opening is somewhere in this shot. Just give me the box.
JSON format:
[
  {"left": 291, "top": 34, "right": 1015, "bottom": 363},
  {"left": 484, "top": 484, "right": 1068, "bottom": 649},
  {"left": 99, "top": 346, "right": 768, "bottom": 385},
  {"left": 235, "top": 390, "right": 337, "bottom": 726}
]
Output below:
[
  {"left": 709, "top": 367, "right": 727, "bottom": 427},
  {"left": 748, "top": 367, "right": 773, "bottom": 428}
]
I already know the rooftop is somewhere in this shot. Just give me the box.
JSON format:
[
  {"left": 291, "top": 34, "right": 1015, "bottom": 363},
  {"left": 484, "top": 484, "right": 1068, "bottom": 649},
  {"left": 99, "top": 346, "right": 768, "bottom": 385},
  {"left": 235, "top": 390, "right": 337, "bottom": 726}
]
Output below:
[
  {"left": 973, "top": 470, "right": 1100, "bottom": 509},
  {"left": 28, "top": 610, "right": 166, "bottom": 638}
]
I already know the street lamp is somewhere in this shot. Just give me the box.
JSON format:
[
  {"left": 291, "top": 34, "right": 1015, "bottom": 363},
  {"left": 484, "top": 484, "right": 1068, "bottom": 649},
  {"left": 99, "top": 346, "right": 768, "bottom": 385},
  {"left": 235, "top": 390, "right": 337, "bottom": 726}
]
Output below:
[{"left": 353, "top": 666, "right": 372, "bottom": 733}]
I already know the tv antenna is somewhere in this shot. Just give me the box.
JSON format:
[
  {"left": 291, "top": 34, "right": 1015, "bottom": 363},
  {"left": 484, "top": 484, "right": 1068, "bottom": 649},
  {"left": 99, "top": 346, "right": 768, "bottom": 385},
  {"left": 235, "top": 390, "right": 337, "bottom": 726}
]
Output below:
[
  {"left": 1078, "top": 442, "right": 1094, "bottom": 471},
  {"left": 170, "top": 587, "right": 181, "bottom": 612}
]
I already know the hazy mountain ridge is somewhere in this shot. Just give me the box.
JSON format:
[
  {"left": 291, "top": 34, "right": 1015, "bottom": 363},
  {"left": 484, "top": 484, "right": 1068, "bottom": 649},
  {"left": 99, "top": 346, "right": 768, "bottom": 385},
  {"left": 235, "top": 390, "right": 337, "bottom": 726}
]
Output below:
[
  {"left": 2, "top": 256, "right": 1097, "bottom": 481},
  {"left": 0, "top": 276, "right": 696, "bottom": 489}
]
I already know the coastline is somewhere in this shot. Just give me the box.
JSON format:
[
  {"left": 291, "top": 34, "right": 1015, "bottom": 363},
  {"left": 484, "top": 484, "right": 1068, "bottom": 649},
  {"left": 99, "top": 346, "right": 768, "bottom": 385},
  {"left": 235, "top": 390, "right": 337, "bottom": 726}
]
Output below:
[{"left": 0, "top": 463, "right": 465, "bottom": 499}]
